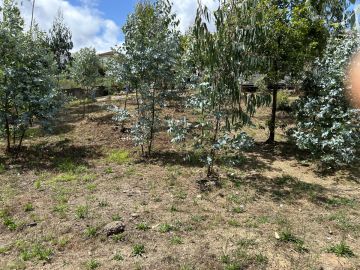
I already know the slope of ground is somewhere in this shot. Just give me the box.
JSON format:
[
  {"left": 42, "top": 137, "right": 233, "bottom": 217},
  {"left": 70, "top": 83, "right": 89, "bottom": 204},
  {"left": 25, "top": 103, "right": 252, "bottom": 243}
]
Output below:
[{"left": 0, "top": 96, "right": 359, "bottom": 270}]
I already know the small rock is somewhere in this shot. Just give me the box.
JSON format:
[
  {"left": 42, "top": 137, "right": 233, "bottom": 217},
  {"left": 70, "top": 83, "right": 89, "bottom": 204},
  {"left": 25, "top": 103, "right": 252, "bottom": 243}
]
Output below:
[
  {"left": 275, "top": 232, "right": 280, "bottom": 239},
  {"left": 103, "top": 221, "right": 125, "bottom": 236},
  {"left": 196, "top": 194, "right": 202, "bottom": 199},
  {"left": 131, "top": 213, "right": 139, "bottom": 218}
]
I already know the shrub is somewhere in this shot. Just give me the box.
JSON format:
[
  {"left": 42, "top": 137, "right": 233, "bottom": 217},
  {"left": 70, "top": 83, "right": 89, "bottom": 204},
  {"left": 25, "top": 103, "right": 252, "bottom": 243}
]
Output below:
[
  {"left": 276, "top": 91, "right": 291, "bottom": 112},
  {"left": 292, "top": 33, "right": 360, "bottom": 167}
]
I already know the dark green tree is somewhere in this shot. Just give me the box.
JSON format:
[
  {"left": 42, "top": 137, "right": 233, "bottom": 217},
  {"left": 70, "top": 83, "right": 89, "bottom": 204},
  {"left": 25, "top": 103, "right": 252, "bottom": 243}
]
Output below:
[{"left": 47, "top": 10, "right": 73, "bottom": 74}]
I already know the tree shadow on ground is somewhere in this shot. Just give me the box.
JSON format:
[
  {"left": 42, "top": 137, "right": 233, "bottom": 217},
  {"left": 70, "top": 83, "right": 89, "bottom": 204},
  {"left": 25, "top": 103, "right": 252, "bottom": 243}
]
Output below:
[
  {"left": 2, "top": 139, "right": 103, "bottom": 172},
  {"left": 135, "top": 150, "right": 204, "bottom": 168},
  {"left": 248, "top": 142, "right": 311, "bottom": 164},
  {"left": 139, "top": 149, "right": 276, "bottom": 174},
  {"left": 236, "top": 173, "right": 339, "bottom": 205}
]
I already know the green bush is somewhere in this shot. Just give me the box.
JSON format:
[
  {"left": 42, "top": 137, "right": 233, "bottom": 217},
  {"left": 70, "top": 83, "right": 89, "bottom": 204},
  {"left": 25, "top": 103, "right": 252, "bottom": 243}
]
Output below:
[{"left": 276, "top": 91, "right": 291, "bottom": 112}]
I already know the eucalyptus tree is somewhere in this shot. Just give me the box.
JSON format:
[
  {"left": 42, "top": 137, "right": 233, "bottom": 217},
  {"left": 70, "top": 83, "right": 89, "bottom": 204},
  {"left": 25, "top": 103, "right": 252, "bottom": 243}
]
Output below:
[
  {"left": 236, "top": 0, "right": 330, "bottom": 143},
  {"left": 167, "top": 2, "right": 270, "bottom": 176},
  {"left": 292, "top": 33, "right": 360, "bottom": 167},
  {"left": 0, "top": 0, "right": 63, "bottom": 152},
  {"left": 47, "top": 10, "right": 73, "bottom": 74},
  {"left": 122, "top": 0, "right": 181, "bottom": 156},
  {"left": 105, "top": 48, "right": 132, "bottom": 132},
  {"left": 70, "top": 47, "right": 100, "bottom": 117}
]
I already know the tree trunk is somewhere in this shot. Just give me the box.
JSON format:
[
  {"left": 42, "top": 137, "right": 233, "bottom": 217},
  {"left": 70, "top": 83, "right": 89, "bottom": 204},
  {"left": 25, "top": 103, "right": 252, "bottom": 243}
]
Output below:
[
  {"left": 30, "top": 0, "right": 36, "bottom": 31},
  {"left": 148, "top": 88, "right": 156, "bottom": 156},
  {"left": 5, "top": 115, "right": 11, "bottom": 152},
  {"left": 124, "top": 88, "right": 129, "bottom": 110},
  {"left": 266, "top": 87, "right": 277, "bottom": 144},
  {"left": 207, "top": 117, "right": 220, "bottom": 177},
  {"left": 18, "top": 128, "right": 26, "bottom": 150},
  {"left": 82, "top": 89, "right": 87, "bottom": 119}
]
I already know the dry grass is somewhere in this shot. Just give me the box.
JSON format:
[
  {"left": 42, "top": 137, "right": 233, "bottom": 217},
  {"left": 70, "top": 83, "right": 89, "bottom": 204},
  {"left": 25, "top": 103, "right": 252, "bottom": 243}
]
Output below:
[{"left": 0, "top": 94, "right": 359, "bottom": 270}]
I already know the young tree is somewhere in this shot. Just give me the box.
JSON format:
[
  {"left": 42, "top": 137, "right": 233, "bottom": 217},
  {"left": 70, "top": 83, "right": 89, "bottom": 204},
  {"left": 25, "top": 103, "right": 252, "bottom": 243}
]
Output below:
[
  {"left": 0, "top": 0, "right": 63, "bottom": 152},
  {"left": 47, "top": 10, "right": 73, "bottom": 74},
  {"left": 166, "top": 2, "right": 270, "bottom": 177},
  {"left": 242, "top": 0, "right": 330, "bottom": 144},
  {"left": 122, "top": 0, "right": 181, "bottom": 156},
  {"left": 292, "top": 33, "right": 360, "bottom": 167},
  {"left": 70, "top": 47, "right": 100, "bottom": 117}
]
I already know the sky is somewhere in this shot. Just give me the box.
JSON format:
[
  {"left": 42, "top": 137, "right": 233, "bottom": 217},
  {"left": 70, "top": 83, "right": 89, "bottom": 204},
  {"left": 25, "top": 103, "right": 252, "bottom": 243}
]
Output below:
[
  {"left": 4, "top": 0, "right": 360, "bottom": 53},
  {"left": 11, "top": 0, "right": 219, "bottom": 53}
]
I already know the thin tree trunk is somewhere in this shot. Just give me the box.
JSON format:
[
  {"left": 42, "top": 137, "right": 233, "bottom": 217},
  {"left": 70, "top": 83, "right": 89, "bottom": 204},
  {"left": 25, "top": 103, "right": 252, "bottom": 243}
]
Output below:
[
  {"left": 82, "top": 89, "right": 87, "bottom": 118},
  {"left": 266, "top": 87, "right": 278, "bottom": 144},
  {"left": 30, "top": 0, "right": 36, "bottom": 31},
  {"left": 148, "top": 87, "right": 156, "bottom": 156},
  {"left": 18, "top": 128, "right": 26, "bottom": 150},
  {"left": 13, "top": 127, "right": 16, "bottom": 145},
  {"left": 5, "top": 115, "right": 11, "bottom": 152},
  {"left": 4, "top": 88, "right": 11, "bottom": 152},
  {"left": 124, "top": 90, "right": 129, "bottom": 110},
  {"left": 207, "top": 117, "right": 220, "bottom": 177}
]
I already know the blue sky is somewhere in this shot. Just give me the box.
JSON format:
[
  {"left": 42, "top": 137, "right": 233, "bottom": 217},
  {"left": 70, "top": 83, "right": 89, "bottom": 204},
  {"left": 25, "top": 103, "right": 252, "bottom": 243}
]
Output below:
[
  {"left": 69, "top": 0, "right": 139, "bottom": 40},
  {"left": 11, "top": 0, "right": 360, "bottom": 52},
  {"left": 14, "top": 0, "right": 215, "bottom": 52}
]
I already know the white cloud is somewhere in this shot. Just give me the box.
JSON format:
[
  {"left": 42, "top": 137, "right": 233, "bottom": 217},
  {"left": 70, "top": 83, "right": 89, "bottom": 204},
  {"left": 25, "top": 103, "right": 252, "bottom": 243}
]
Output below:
[
  {"left": 1, "top": 0, "right": 217, "bottom": 52},
  {"left": 9, "top": 0, "right": 121, "bottom": 52},
  {"left": 172, "top": 0, "right": 219, "bottom": 32}
]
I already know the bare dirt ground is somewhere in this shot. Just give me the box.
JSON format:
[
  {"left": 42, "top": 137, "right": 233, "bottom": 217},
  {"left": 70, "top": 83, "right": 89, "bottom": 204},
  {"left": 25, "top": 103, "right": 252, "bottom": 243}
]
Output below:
[{"left": 0, "top": 95, "right": 359, "bottom": 270}]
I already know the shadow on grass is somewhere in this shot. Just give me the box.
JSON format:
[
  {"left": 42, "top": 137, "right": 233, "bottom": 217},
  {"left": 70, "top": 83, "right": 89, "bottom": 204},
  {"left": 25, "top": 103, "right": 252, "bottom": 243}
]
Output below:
[
  {"left": 3, "top": 139, "right": 103, "bottom": 172},
  {"left": 136, "top": 149, "right": 275, "bottom": 174},
  {"left": 237, "top": 173, "right": 356, "bottom": 206},
  {"left": 252, "top": 142, "right": 360, "bottom": 183}
]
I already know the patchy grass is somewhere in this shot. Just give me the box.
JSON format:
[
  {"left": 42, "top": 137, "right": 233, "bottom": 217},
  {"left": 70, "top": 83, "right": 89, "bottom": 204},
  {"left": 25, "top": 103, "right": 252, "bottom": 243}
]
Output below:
[
  {"left": 327, "top": 242, "right": 355, "bottom": 257},
  {"left": 132, "top": 244, "right": 145, "bottom": 256},
  {"left": 136, "top": 222, "right": 150, "bottom": 231},
  {"left": 0, "top": 163, "right": 5, "bottom": 173},
  {"left": 0, "top": 97, "right": 359, "bottom": 269},
  {"left": 86, "top": 258, "right": 100, "bottom": 270},
  {"left": 18, "top": 242, "right": 53, "bottom": 262},
  {"left": 106, "top": 149, "right": 131, "bottom": 164},
  {"left": 75, "top": 205, "right": 89, "bottom": 219}
]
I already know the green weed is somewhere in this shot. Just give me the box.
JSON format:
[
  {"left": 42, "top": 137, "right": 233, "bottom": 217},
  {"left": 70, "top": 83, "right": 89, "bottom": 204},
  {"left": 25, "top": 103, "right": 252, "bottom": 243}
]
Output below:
[
  {"left": 159, "top": 223, "right": 173, "bottom": 233},
  {"left": 132, "top": 244, "right": 145, "bottom": 256},
  {"left": 75, "top": 205, "right": 89, "bottom": 219},
  {"left": 19, "top": 243, "right": 53, "bottom": 262},
  {"left": 107, "top": 150, "right": 131, "bottom": 164},
  {"left": 170, "top": 235, "right": 183, "bottom": 245},
  {"left": 111, "top": 233, "right": 125, "bottom": 242},
  {"left": 84, "top": 226, "right": 98, "bottom": 238},
  {"left": 86, "top": 259, "right": 100, "bottom": 270},
  {"left": 24, "top": 203, "right": 34, "bottom": 212},
  {"left": 113, "top": 252, "right": 124, "bottom": 261},
  {"left": 136, "top": 222, "right": 150, "bottom": 231},
  {"left": 327, "top": 242, "right": 355, "bottom": 257}
]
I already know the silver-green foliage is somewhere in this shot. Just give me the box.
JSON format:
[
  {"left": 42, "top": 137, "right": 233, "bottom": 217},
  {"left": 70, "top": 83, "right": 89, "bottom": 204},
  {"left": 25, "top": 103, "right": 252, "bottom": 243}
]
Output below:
[
  {"left": 70, "top": 47, "right": 100, "bottom": 116},
  {"left": 70, "top": 47, "right": 100, "bottom": 94},
  {"left": 0, "top": 0, "right": 63, "bottom": 151},
  {"left": 168, "top": 3, "right": 270, "bottom": 175},
  {"left": 292, "top": 32, "right": 360, "bottom": 166},
  {"left": 122, "top": 0, "right": 181, "bottom": 156}
]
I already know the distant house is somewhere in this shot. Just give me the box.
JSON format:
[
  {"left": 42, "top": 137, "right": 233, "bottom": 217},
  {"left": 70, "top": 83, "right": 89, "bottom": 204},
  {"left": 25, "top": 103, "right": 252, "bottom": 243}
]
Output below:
[{"left": 98, "top": 51, "right": 115, "bottom": 64}]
